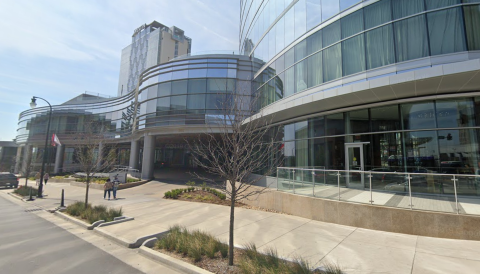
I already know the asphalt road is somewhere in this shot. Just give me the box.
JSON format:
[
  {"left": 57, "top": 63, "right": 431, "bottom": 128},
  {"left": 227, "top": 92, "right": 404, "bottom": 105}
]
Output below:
[{"left": 0, "top": 194, "right": 143, "bottom": 274}]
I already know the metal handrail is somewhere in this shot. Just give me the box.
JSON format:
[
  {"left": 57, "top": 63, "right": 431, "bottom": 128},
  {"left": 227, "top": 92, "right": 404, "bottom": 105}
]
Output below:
[{"left": 276, "top": 166, "right": 480, "bottom": 216}]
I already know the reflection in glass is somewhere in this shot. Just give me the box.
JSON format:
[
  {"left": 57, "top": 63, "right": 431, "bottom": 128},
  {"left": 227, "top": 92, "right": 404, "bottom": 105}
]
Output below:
[
  {"left": 402, "top": 102, "right": 436, "bottom": 130},
  {"left": 436, "top": 99, "right": 474, "bottom": 128},
  {"left": 371, "top": 105, "right": 400, "bottom": 132},
  {"left": 306, "top": 0, "right": 322, "bottom": 30},
  {"left": 321, "top": 0, "right": 339, "bottom": 21}
]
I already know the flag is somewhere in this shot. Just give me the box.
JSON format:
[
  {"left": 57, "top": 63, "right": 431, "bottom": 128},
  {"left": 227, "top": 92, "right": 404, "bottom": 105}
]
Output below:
[{"left": 51, "top": 134, "right": 61, "bottom": 147}]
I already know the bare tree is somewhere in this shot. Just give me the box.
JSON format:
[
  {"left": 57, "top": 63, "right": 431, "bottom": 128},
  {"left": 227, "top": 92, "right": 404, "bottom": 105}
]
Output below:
[
  {"left": 74, "top": 121, "right": 117, "bottom": 208},
  {"left": 188, "top": 82, "right": 282, "bottom": 266},
  {"left": 20, "top": 148, "right": 42, "bottom": 187}
]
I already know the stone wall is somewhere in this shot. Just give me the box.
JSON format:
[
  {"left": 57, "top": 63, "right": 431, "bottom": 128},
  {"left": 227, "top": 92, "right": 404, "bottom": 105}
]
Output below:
[{"left": 238, "top": 185, "right": 480, "bottom": 241}]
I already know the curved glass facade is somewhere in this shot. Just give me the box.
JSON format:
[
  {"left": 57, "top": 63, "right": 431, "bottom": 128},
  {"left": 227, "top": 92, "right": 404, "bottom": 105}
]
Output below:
[
  {"left": 135, "top": 55, "right": 255, "bottom": 130},
  {"left": 265, "top": 95, "right": 480, "bottom": 175},
  {"left": 241, "top": 0, "right": 480, "bottom": 110},
  {"left": 17, "top": 93, "right": 136, "bottom": 144}
]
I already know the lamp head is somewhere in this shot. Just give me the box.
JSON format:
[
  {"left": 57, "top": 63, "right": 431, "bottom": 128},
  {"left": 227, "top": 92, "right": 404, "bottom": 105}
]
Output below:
[{"left": 30, "top": 97, "right": 37, "bottom": 109}]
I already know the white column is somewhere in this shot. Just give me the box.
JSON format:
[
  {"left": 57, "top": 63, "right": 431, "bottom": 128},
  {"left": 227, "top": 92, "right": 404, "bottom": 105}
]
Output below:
[
  {"left": 54, "top": 145, "right": 65, "bottom": 174},
  {"left": 21, "top": 145, "right": 32, "bottom": 175},
  {"left": 97, "top": 142, "right": 104, "bottom": 169},
  {"left": 14, "top": 146, "right": 23, "bottom": 174},
  {"left": 129, "top": 140, "right": 139, "bottom": 169},
  {"left": 141, "top": 135, "right": 155, "bottom": 180}
]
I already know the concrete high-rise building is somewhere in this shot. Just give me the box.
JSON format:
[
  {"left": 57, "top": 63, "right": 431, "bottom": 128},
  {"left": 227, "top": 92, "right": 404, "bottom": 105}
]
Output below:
[{"left": 117, "top": 21, "right": 192, "bottom": 96}]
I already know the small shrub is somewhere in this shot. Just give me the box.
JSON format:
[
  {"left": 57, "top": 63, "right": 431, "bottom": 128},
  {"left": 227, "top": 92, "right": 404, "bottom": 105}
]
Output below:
[
  {"left": 65, "top": 201, "right": 122, "bottom": 224},
  {"left": 14, "top": 186, "right": 38, "bottom": 196},
  {"left": 65, "top": 201, "right": 85, "bottom": 217},
  {"left": 127, "top": 178, "right": 140, "bottom": 183},
  {"left": 201, "top": 182, "right": 207, "bottom": 191}
]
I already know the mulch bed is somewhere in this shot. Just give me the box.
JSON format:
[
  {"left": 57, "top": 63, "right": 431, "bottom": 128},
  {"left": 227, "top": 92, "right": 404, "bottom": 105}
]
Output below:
[
  {"left": 153, "top": 246, "right": 244, "bottom": 274},
  {"left": 176, "top": 190, "right": 245, "bottom": 207}
]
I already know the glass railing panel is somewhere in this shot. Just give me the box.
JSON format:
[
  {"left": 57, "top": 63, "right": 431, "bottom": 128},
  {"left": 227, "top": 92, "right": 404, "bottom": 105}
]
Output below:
[
  {"left": 277, "top": 168, "right": 293, "bottom": 193},
  {"left": 312, "top": 170, "right": 341, "bottom": 200},
  {"left": 370, "top": 171, "right": 407, "bottom": 207},
  {"left": 456, "top": 175, "right": 480, "bottom": 215},
  {"left": 339, "top": 170, "right": 369, "bottom": 204},
  {"left": 409, "top": 173, "right": 456, "bottom": 214}
]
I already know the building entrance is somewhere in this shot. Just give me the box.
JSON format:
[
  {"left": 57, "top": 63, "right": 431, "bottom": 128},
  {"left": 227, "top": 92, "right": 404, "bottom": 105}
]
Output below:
[{"left": 345, "top": 142, "right": 369, "bottom": 188}]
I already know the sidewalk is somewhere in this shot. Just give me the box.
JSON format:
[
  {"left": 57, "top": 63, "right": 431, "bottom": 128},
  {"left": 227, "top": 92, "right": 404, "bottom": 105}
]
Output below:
[{"left": 11, "top": 180, "right": 480, "bottom": 274}]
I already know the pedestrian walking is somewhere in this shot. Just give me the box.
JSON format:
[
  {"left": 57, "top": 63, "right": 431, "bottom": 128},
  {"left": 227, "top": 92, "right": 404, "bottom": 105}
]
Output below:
[
  {"left": 112, "top": 176, "right": 120, "bottom": 200},
  {"left": 104, "top": 179, "right": 113, "bottom": 200},
  {"left": 43, "top": 173, "right": 49, "bottom": 185},
  {"left": 35, "top": 171, "right": 40, "bottom": 186}
]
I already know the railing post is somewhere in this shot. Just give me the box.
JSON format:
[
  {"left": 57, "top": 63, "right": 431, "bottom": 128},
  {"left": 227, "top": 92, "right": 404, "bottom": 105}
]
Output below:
[
  {"left": 368, "top": 173, "right": 373, "bottom": 204},
  {"left": 452, "top": 175, "right": 459, "bottom": 214},
  {"left": 276, "top": 168, "right": 279, "bottom": 191},
  {"left": 337, "top": 171, "right": 341, "bottom": 201},
  {"left": 408, "top": 175, "right": 413, "bottom": 210},
  {"left": 301, "top": 169, "right": 304, "bottom": 188},
  {"left": 312, "top": 171, "right": 315, "bottom": 197},
  {"left": 292, "top": 170, "right": 296, "bottom": 194}
]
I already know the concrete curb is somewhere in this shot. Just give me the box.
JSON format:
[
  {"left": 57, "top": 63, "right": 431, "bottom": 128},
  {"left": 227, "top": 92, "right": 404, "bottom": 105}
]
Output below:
[
  {"left": 97, "top": 217, "right": 134, "bottom": 227},
  {"left": 93, "top": 228, "right": 169, "bottom": 248},
  {"left": 7, "top": 192, "right": 26, "bottom": 202},
  {"left": 54, "top": 211, "right": 96, "bottom": 230},
  {"left": 138, "top": 246, "right": 213, "bottom": 274}
]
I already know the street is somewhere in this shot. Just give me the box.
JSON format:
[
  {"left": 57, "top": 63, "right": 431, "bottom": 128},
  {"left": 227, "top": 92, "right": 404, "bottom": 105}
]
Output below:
[{"left": 0, "top": 192, "right": 177, "bottom": 274}]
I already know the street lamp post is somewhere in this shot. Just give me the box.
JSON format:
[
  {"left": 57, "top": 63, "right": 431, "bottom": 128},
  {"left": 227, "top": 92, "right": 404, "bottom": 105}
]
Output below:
[{"left": 30, "top": 96, "right": 52, "bottom": 198}]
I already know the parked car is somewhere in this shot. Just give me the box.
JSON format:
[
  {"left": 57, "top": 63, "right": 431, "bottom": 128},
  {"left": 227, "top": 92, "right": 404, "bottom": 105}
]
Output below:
[{"left": 0, "top": 172, "right": 18, "bottom": 188}]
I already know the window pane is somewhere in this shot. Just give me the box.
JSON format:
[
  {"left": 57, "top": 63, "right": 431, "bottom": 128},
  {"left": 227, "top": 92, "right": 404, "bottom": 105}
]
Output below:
[
  {"left": 276, "top": 54, "right": 285, "bottom": 73},
  {"left": 323, "top": 44, "right": 342, "bottom": 82},
  {"left": 326, "top": 113, "right": 345, "bottom": 135},
  {"left": 392, "top": 0, "right": 424, "bottom": 20},
  {"left": 371, "top": 105, "right": 400, "bottom": 131},
  {"left": 170, "top": 95, "right": 187, "bottom": 110},
  {"left": 276, "top": 17, "right": 286, "bottom": 55},
  {"left": 427, "top": 7, "right": 466, "bottom": 56},
  {"left": 402, "top": 102, "right": 436, "bottom": 130},
  {"left": 295, "top": 39, "right": 307, "bottom": 62},
  {"left": 306, "top": 0, "right": 322, "bottom": 30},
  {"left": 188, "top": 79, "right": 207, "bottom": 94},
  {"left": 307, "top": 51, "right": 323, "bottom": 88},
  {"left": 404, "top": 130, "right": 439, "bottom": 172},
  {"left": 171, "top": 70, "right": 189, "bottom": 80},
  {"left": 364, "top": 0, "right": 392, "bottom": 29},
  {"left": 309, "top": 138, "right": 326, "bottom": 167},
  {"left": 307, "top": 30, "right": 322, "bottom": 55},
  {"left": 463, "top": 5, "right": 480, "bottom": 51},
  {"left": 342, "top": 34, "right": 365, "bottom": 76},
  {"left": 341, "top": 9, "right": 364, "bottom": 39},
  {"left": 347, "top": 109, "right": 369, "bottom": 134},
  {"left": 295, "top": 59, "right": 308, "bottom": 92},
  {"left": 285, "top": 66, "right": 295, "bottom": 96},
  {"left": 294, "top": 0, "right": 307, "bottom": 40},
  {"left": 187, "top": 94, "right": 206, "bottom": 109},
  {"left": 321, "top": 0, "right": 340, "bottom": 21},
  {"left": 394, "top": 15, "right": 429, "bottom": 62},
  {"left": 158, "top": 82, "right": 171, "bottom": 97},
  {"left": 208, "top": 78, "right": 227, "bottom": 93},
  {"left": 157, "top": 96, "right": 171, "bottom": 112},
  {"left": 171, "top": 80, "right": 188, "bottom": 95},
  {"left": 340, "top": 0, "right": 361, "bottom": 11},
  {"left": 308, "top": 116, "right": 325, "bottom": 137},
  {"left": 207, "top": 69, "right": 228, "bottom": 77},
  {"left": 436, "top": 99, "right": 475, "bottom": 128},
  {"left": 285, "top": 47, "right": 295, "bottom": 68},
  {"left": 366, "top": 24, "right": 395, "bottom": 69},
  {"left": 425, "top": 0, "right": 460, "bottom": 10},
  {"left": 323, "top": 21, "right": 341, "bottom": 47},
  {"left": 285, "top": 8, "right": 295, "bottom": 46},
  {"left": 188, "top": 69, "right": 207, "bottom": 78},
  {"left": 206, "top": 94, "right": 226, "bottom": 109}
]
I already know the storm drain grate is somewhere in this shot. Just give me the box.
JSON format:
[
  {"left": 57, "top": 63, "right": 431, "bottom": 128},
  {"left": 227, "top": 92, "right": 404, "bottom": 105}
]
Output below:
[{"left": 25, "top": 208, "right": 43, "bottom": 213}]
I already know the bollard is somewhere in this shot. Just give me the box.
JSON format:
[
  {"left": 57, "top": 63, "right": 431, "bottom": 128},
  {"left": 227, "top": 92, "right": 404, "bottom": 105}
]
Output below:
[
  {"left": 27, "top": 187, "right": 34, "bottom": 201},
  {"left": 61, "top": 189, "right": 65, "bottom": 207}
]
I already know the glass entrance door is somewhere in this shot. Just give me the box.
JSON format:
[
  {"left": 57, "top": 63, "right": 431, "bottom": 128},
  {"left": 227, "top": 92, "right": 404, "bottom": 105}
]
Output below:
[{"left": 345, "top": 143, "right": 368, "bottom": 188}]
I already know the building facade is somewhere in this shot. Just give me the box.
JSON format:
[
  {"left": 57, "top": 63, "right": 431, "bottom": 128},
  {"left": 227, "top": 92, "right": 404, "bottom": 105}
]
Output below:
[
  {"left": 16, "top": 0, "right": 480, "bottom": 182},
  {"left": 241, "top": 0, "right": 480, "bottom": 176},
  {"left": 117, "top": 21, "right": 192, "bottom": 96}
]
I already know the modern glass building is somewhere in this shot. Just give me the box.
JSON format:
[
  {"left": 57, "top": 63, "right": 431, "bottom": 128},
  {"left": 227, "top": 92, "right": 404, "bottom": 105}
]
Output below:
[
  {"left": 15, "top": 0, "right": 480, "bottom": 183},
  {"left": 241, "top": 0, "right": 480, "bottom": 175}
]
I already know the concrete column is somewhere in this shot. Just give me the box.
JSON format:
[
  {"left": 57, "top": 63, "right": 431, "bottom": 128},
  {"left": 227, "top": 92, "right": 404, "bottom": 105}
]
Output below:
[
  {"left": 97, "top": 142, "right": 104, "bottom": 169},
  {"left": 54, "top": 145, "right": 65, "bottom": 174},
  {"left": 141, "top": 135, "right": 155, "bottom": 180},
  {"left": 14, "top": 146, "right": 23, "bottom": 174},
  {"left": 20, "top": 145, "right": 32, "bottom": 176},
  {"left": 129, "top": 140, "right": 139, "bottom": 170}
]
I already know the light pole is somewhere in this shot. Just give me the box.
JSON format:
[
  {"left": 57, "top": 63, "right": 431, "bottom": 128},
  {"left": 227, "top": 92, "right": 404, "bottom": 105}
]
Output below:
[{"left": 30, "top": 96, "right": 52, "bottom": 198}]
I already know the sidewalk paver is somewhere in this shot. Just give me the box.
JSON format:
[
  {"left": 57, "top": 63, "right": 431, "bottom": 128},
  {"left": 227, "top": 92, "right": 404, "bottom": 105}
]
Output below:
[{"left": 10, "top": 179, "right": 480, "bottom": 274}]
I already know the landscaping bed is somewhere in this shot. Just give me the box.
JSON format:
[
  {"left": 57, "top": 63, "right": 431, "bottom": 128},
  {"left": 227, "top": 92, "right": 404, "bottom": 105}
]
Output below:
[
  {"left": 13, "top": 186, "right": 38, "bottom": 197},
  {"left": 153, "top": 226, "right": 341, "bottom": 274},
  {"left": 164, "top": 186, "right": 245, "bottom": 207},
  {"left": 65, "top": 201, "right": 122, "bottom": 224}
]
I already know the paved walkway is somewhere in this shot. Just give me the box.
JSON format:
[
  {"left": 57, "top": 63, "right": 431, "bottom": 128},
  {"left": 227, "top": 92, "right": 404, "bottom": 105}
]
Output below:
[{"left": 7, "top": 180, "right": 480, "bottom": 274}]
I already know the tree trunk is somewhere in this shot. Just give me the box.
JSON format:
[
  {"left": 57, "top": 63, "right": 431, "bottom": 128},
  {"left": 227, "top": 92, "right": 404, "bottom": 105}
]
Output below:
[
  {"left": 228, "top": 184, "right": 235, "bottom": 266},
  {"left": 85, "top": 176, "right": 90, "bottom": 209}
]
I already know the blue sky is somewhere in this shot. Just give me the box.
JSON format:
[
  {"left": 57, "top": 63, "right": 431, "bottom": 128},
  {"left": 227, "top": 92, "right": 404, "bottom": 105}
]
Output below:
[{"left": 0, "top": 0, "right": 239, "bottom": 141}]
